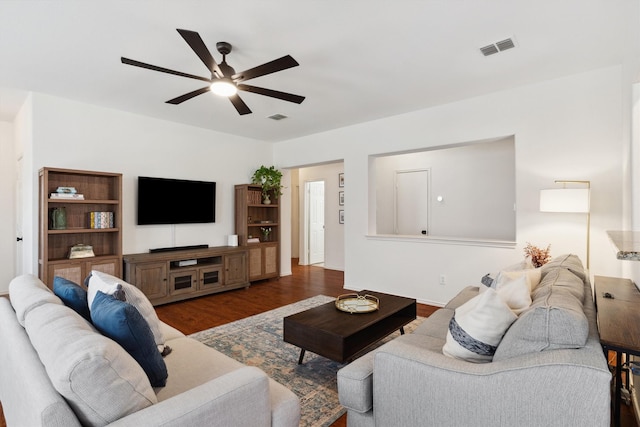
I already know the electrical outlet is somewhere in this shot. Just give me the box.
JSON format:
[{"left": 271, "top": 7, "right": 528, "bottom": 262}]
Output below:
[{"left": 439, "top": 274, "right": 446, "bottom": 285}]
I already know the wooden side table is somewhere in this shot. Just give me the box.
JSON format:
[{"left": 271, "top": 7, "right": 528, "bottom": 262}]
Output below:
[{"left": 594, "top": 275, "right": 640, "bottom": 426}]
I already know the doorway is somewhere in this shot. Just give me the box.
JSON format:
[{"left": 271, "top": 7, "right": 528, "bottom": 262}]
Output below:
[{"left": 306, "top": 180, "right": 325, "bottom": 265}]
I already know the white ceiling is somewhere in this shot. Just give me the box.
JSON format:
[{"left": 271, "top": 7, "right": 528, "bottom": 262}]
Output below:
[{"left": 0, "top": 1, "right": 635, "bottom": 142}]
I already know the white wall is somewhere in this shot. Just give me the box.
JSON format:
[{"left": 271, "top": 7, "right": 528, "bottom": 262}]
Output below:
[
  {"left": 275, "top": 66, "right": 625, "bottom": 306},
  {"left": 0, "top": 121, "right": 16, "bottom": 293},
  {"left": 297, "top": 162, "right": 345, "bottom": 271},
  {"left": 21, "top": 93, "right": 272, "bottom": 274},
  {"left": 374, "top": 137, "right": 515, "bottom": 240}
]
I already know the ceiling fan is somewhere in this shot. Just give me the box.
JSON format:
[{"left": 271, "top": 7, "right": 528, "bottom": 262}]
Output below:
[{"left": 121, "top": 29, "right": 305, "bottom": 115}]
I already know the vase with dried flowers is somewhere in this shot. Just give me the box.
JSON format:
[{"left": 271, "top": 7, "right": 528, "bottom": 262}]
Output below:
[{"left": 524, "top": 242, "right": 551, "bottom": 268}]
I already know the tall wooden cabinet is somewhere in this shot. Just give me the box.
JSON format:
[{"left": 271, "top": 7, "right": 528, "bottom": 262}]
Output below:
[
  {"left": 235, "top": 184, "right": 280, "bottom": 281},
  {"left": 39, "top": 167, "right": 122, "bottom": 288}
]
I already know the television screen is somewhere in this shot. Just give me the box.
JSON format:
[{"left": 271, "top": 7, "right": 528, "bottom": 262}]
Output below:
[{"left": 137, "top": 176, "right": 216, "bottom": 225}]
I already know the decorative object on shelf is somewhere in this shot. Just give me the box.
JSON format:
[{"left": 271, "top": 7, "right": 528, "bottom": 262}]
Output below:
[
  {"left": 540, "top": 180, "right": 591, "bottom": 268},
  {"left": 339, "top": 210, "right": 344, "bottom": 224},
  {"left": 338, "top": 173, "right": 344, "bottom": 188},
  {"left": 69, "top": 244, "right": 95, "bottom": 259},
  {"left": 88, "top": 211, "right": 114, "bottom": 229},
  {"left": 50, "top": 207, "right": 67, "bottom": 230},
  {"left": 523, "top": 242, "right": 551, "bottom": 268},
  {"left": 261, "top": 227, "right": 272, "bottom": 241},
  {"left": 339, "top": 191, "right": 344, "bottom": 206},
  {"left": 335, "top": 293, "right": 379, "bottom": 313},
  {"left": 56, "top": 186, "right": 77, "bottom": 194},
  {"left": 251, "top": 165, "right": 283, "bottom": 203}
]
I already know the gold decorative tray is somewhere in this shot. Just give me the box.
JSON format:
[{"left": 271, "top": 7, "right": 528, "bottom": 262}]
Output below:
[{"left": 335, "top": 294, "right": 380, "bottom": 314}]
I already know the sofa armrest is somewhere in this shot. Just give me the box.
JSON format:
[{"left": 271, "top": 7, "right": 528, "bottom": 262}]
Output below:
[
  {"left": 337, "top": 350, "right": 376, "bottom": 412},
  {"left": 371, "top": 335, "right": 611, "bottom": 427},
  {"left": 109, "top": 366, "right": 272, "bottom": 427}
]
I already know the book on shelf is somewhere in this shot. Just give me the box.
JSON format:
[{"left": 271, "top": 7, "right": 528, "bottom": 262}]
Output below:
[
  {"left": 89, "top": 211, "right": 114, "bottom": 229},
  {"left": 50, "top": 193, "right": 84, "bottom": 200},
  {"left": 247, "top": 237, "right": 261, "bottom": 243}
]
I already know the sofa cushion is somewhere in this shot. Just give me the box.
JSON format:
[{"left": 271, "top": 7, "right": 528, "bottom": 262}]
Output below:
[
  {"left": 87, "top": 270, "right": 167, "bottom": 354},
  {"left": 442, "top": 288, "right": 517, "bottom": 363},
  {"left": 541, "top": 254, "right": 586, "bottom": 281},
  {"left": 24, "top": 302, "right": 156, "bottom": 426},
  {"left": 53, "top": 276, "right": 91, "bottom": 322},
  {"left": 91, "top": 291, "right": 168, "bottom": 387},
  {"left": 9, "top": 274, "right": 62, "bottom": 326},
  {"left": 493, "top": 265, "right": 589, "bottom": 361}
]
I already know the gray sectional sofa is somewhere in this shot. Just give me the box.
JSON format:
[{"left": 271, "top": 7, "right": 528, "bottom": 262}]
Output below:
[
  {"left": 338, "top": 254, "right": 612, "bottom": 427},
  {"left": 0, "top": 274, "right": 300, "bottom": 427}
]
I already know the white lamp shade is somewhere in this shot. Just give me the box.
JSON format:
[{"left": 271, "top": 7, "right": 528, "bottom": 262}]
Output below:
[{"left": 539, "top": 188, "right": 590, "bottom": 213}]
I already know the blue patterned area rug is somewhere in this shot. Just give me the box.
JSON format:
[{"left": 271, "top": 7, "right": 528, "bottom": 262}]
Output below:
[{"left": 190, "top": 295, "right": 424, "bottom": 427}]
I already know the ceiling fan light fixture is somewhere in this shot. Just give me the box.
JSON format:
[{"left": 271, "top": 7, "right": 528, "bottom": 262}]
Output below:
[{"left": 210, "top": 78, "right": 237, "bottom": 97}]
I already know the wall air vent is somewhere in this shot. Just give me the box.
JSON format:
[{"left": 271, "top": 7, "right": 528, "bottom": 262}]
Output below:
[
  {"left": 480, "top": 37, "right": 516, "bottom": 56},
  {"left": 267, "top": 113, "right": 288, "bottom": 121}
]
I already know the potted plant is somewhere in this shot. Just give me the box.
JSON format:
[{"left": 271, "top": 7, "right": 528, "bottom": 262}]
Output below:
[{"left": 251, "top": 165, "right": 283, "bottom": 204}]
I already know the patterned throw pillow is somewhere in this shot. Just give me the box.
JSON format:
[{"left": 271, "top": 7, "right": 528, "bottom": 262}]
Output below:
[{"left": 442, "top": 288, "right": 517, "bottom": 363}]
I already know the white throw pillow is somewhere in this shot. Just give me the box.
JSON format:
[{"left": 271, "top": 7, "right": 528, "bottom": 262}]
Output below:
[
  {"left": 443, "top": 288, "right": 517, "bottom": 363},
  {"left": 495, "top": 274, "right": 532, "bottom": 315},
  {"left": 493, "top": 268, "right": 542, "bottom": 292},
  {"left": 88, "top": 271, "right": 167, "bottom": 354},
  {"left": 481, "top": 258, "right": 535, "bottom": 287}
]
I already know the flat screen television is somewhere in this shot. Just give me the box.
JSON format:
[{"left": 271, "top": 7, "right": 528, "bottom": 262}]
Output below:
[{"left": 137, "top": 176, "right": 216, "bottom": 225}]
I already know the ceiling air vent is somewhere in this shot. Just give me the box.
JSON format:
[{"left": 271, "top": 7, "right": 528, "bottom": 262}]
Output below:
[
  {"left": 480, "top": 37, "right": 516, "bottom": 56},
  {"left": 267, "top": 113, "right": 288, "bottom": 121}
]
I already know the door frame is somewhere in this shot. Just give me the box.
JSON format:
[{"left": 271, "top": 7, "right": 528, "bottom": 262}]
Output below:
[{"left": 301, "top": 179, "right": 325, "bottom": 265}]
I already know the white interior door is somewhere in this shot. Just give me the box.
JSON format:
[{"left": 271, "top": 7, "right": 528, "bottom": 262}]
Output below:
[
  {"left": 15, "top": 158, "right": 22, "bottom": 275},
  {"left": 395, "top": 169, "right": 430, "bottom": 235},
  {"left": 308, "top": 181, "right": 325, "bottom": 265}
]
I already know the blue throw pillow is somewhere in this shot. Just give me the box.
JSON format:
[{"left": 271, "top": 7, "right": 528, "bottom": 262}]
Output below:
[
  {"left": 53, "top": 276, "right": 91, "bottom": 322},
  {"left": 90, "top": 291, "right": 168, "bottom": 387}
]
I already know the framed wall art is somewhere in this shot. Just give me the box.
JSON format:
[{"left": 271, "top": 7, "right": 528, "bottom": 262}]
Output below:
[
  {"left": 339, "top": 209, "right": 344, "bottom": 224},
  {"left": 339, "top": 191, "right": 344, "bottom": 206},
  {"left": 338, "top": 173, "right": 344, "bottom": 187}
]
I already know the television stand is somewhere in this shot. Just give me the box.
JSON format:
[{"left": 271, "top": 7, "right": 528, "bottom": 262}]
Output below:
[{"left": 123, "top": 246, "right": 249, "bottom": 306}]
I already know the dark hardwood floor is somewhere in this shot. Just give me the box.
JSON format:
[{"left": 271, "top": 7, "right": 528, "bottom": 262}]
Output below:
[
  {"left": 0, "top": 261, "right": 633, "bottom": 426},
  {"left": 155, "top": 260, "right": 436, "bottom": 335}
]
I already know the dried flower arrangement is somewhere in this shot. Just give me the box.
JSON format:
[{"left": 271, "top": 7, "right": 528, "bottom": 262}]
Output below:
[{"left": 524, "top": 242, "right": 551, "bottom": 268}]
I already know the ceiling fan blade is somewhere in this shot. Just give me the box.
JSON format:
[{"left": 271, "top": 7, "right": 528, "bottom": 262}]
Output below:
[
  {"left": 229, "top": 94, "right": 252, "bottom": 115},
  {"left": 166, "top": 86, "right": 211, "bottom": 104},
  {"left": 238, "top": 84, "right": 305, "bottom": 104},
  {"left": 232, "top": 55, "right": 299, "bottom": 82},
  {"left": 176, "top": 29, "right": 224, "bottom": 77},
  {"left": 121, "top": 57, "right": 211, "bottom": 83}
]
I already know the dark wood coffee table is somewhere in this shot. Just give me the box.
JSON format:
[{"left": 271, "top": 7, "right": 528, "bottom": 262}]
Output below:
[{"left": 283, "top": 290, "right": 416, "bottom": 364}]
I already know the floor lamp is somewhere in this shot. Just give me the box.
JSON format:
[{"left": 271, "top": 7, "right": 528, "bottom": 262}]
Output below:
[{"left": 539, "top": 180, "right": 591, "bottom": 269}]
